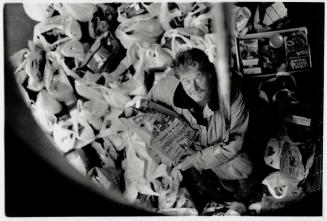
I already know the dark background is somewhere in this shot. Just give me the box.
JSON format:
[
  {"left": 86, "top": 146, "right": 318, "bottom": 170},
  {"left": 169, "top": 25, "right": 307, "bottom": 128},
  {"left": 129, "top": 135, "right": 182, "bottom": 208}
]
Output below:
[{"left": 4, "top": 2, "right": 324, "bottom": 217}]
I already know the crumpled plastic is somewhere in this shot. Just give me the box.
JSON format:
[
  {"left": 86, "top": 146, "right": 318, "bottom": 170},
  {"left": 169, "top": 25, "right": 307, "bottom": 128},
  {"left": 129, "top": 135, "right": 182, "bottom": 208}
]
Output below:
[
  {"left": 153, "top": 168, "right": 183, "bottom": 209},
  {"left": 57, "top": 3, "right": 97, "bottom": 22},
  {"left": 43, "top": 53, "right": 76, "bottom": 106},
  {"left": 65, "top": 150, "right": 88, "bottom": 175},
  {"left": 35, "top": 89, "right": 62, "bottom": 115},
  {"left": 158, "top": 208, "right": 198, "bottom": 216},
  {"left": 52, "top": 119, "right": 76, "bottom": 153},
  {"left": 88, "top": 167, "right": 122, "bottom": 192},
  {"left": 122, "top": 131, "right": 160, "bottom": 202},
  {"left": 23, "top": 3, "right": 56, "bottom": 21},
  {"left": 158, "top": 2, "right": 193, "bottom": 31},
  {"left": 31, "top": 109, "right": 56, "bottom": 135},
  {"left": 231, "top": 5, "right": 252, "bottom": 37},
  {"left": 117, "top": 3, "right": 161, "bottom": 23},
  {"left": 262, "top": 171, "right": 299, "bottom": 199},
  {"left": 32, "top": 89, "right": 62, "bottom": 134},
  {"left": 100, "top": 84, "right": 131, "bottom": 109},
  {"left": 76, "top": 99, "right": 108, "bottom": 131},
  {"left": 161, "top": 28, "right": 209, "bottom": 59},
  {"left": 115, "top": 17, "right": 164, "bottom": 50},
  {"left": 33, "top": 14, "right": 82, "bottom": 51},
  {"left": 91, "top": 141, "right": 116, "bottom": 168},
  {"left": 88, "top": 4, "right": 118, "bottom": 39},
  {"left": 184, "top": 3, "right": 212, "bottom": 34},
  {"left": 75, "top": 80, "right": 103, "bottom": 100},
  {"left": 59, "top": 39, "right": 85, "bottom": 64},
  {"left": 106, "top": 41, "right": 172, "bottom": 97},
  {"left": 264, "top": 137, "right": 282, "bottom": 169},
  {"left": 24, "top": 41, "right": 45, "bottom": 92},
  {"left": 97, "top": 107, "right": 129, "bottom": 139},
  {"left": 70, "top": 108, "right": 96, "bottom": 149},
  {"left": 10, "top": 48, "right": 30, "bottom": 72}
]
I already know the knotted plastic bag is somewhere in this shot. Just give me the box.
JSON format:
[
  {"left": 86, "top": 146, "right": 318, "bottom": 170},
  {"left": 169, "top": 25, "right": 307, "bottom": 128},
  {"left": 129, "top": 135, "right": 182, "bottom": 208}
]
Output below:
[
  {"left": 32, "top": 89, "right": 61, "bottom": 134},
  {"left": 58, "top": 3, "right": 97, "bottom": 22},
  {"left": 158, "top": 2, "right": 193, "bottom": 30},
  {"left": 122, "top": 131, "right": 160, "bottom": 203},
  {"left": 52, "top": 119, "right": 76, "bottom": 153},
  {"left": 184, "top": 3, "right": 212, "bottom": 34},
  {"left": 43, "top": 53, "right": 76, "bottom": 106},
  {"left": 117, "top": 3, "right": 161, "bottom": 23},
  {"left": 33, "top": 14, "right": 82, "bottom": 51},
  {"left": 262, "top": 171, "right": 298, "bottom": 199},
  {"left": 23, "top": 3, "right": 56, "bottom": 22},
  {"left": 161, "top": 28, "right": 208, "bottom": 59},
  {"left": 88, "top": 4, "right": 118, "bottom": 39},
  {"left": 24, "top": 41, "right": 45, "bottom": 92},
  {"left": 115, "top": 18, "right": 163, "bottom": 50}
]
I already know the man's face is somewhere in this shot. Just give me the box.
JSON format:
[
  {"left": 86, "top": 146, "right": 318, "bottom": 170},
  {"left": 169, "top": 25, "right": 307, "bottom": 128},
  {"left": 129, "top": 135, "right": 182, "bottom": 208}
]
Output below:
[{"left": 179, "top": 67, "right": 212, "bottom": 104}]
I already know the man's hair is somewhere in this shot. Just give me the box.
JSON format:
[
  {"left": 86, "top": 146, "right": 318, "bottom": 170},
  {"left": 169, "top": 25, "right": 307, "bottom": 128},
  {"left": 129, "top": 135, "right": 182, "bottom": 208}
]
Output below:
[{"left": 174, "top": 48, "right": 215, "bottom": 79}]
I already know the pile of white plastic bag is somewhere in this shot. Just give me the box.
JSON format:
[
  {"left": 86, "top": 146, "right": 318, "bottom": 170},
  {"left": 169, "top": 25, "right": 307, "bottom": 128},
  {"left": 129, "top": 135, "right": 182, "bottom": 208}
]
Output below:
[{"left": 10, "top": 2, "right": 257, "bottom": 215}]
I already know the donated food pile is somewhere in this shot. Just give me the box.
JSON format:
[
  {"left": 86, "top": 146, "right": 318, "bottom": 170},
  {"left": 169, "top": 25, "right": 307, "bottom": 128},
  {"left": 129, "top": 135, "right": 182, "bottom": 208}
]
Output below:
[{"left": 9, "top": 2, "right": 319, "bottom": 216}]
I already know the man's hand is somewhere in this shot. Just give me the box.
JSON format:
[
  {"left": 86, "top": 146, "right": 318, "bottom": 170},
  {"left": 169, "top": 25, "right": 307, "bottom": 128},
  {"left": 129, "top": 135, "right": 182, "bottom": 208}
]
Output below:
[{"left": 175, "top": 154, "right": 197, "bottom": 171}]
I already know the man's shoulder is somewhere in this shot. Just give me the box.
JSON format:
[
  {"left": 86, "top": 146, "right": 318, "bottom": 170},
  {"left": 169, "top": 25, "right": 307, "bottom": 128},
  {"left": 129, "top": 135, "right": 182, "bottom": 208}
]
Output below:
[
  {"left": 147, "top": 75, "right": 180, "bottom": 106},
  {"left": 156, "top": 75, "right": 180, "bottom": 88},
  {"left": 152, "top": 75, "right": 180, "bottom": 95}
]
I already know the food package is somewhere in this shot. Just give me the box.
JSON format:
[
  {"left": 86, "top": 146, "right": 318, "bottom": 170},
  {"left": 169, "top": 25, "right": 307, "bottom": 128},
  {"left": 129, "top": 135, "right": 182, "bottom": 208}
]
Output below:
[
  {"left": 88, "top": 167, "right": 123, "bottom": 192},
  {"left": 33, "top": 14, "right": 82, "bottom": 51},
  {"left": 115, "top": 18, "right": 164, "bottom": 50},
  {"left": 119, "top": 100, "right": 197, "bottom": 167},
  {"left": 82, "top": 31, "right": 125, "bottom": 73}
]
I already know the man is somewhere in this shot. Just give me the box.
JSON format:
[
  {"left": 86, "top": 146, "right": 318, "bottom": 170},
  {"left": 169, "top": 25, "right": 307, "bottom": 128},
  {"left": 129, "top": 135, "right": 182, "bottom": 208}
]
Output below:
[{"left": 146, "top": 48, "right": 255, "bottom": 201}]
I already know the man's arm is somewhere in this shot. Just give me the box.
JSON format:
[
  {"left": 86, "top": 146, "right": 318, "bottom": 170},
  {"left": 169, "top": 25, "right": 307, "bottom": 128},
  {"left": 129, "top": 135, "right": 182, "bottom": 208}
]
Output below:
[{"left": 194, "top": 90, "right": 249, "bottom": 170}]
